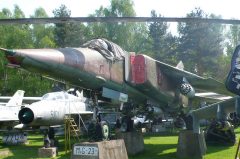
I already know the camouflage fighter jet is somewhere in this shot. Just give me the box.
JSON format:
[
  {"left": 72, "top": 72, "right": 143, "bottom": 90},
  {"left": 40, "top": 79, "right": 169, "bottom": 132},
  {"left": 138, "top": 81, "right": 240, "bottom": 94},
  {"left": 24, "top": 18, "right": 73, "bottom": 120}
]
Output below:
[{"left": 0, "top": 39, "right": 236, "bottom": 138}]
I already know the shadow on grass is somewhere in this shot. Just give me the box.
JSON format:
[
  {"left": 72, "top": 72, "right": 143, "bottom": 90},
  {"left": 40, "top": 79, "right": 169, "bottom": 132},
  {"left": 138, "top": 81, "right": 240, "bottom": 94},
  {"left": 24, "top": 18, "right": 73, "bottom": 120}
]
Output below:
[
  {"left": 130, "top": 130, "right": 239, "bottom": 159},
  {"left": 2, "top": 129, "right": 239, "bottom": 159},
  {"left": 206, "top": 142, "right": 236, "bottom": 155},
  {"left": 143, "top": 131, "right": 180, "bottom": 139},
  {"left": 129, "top": 131, "right": 183, "bottom": 159},
  {"left": 0, "top": 144, "right": 71, "bottom": 159},
  {"left": 129, "top": 140, "right": 233, "bottom": 159},
  {"left": 204, "top": 127, "right": 240, "bottom": 155},
  {"left": 129, "top": 142, "right": 177, "bottom": 159},
  {"left": 0, "top": 134, "right": 71, "bottom": 159},
  {"left": 1, "top": 144, "right": 41, "bottom": 159}
]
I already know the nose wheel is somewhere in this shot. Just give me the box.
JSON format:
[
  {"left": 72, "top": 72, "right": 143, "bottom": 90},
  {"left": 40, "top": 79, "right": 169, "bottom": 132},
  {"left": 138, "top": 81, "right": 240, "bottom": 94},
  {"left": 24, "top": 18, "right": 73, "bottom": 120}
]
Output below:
[{"left": 88, "top": 121, "right": 110, "bottom": 141}]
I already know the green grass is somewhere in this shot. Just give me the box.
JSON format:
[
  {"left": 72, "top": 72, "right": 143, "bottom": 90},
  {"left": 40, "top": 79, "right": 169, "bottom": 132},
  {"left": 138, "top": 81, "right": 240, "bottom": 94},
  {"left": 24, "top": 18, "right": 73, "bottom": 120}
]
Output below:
[
  {"left": 129, "top": 129, "right": 240, "bottom": 159},
  {"left": 0, "top": 132, "right": 71, "bottom": 159},
  {"left": 0, "top": 130, "right": 240, "bottom": 159},
  {"left": 129, "top": 133, "right": 178, "bottom": 159}
]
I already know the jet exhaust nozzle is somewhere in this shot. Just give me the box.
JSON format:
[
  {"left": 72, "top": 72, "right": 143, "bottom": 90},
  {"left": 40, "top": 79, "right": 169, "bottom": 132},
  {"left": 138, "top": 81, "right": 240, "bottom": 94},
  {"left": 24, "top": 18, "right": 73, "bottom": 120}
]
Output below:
[{"left": 18, "top": 107, "right": 34, "bottom": 124}]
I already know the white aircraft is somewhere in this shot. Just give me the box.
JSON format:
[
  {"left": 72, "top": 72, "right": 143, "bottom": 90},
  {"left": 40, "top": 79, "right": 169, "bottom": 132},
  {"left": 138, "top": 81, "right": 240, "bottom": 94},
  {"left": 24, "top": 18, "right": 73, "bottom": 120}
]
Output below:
[
  {"left": 1, "top": 90, "right": 94, "bottom": 144},
  {"left": 17, "top": 90, "right": 93, "bottom": 128}
]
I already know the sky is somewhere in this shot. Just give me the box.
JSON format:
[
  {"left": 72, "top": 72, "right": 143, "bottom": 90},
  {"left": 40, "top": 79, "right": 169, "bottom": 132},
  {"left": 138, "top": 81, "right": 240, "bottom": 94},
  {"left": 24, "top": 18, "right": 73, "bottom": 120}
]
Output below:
[{"left": 0, "top": 0, "right": 240, "bottom": 19}]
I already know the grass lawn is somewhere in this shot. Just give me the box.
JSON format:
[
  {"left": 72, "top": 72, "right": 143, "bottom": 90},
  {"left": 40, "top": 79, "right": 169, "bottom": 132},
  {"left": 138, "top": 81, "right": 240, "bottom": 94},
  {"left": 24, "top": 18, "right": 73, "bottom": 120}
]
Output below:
[
  {"left": 0, "top": 132, "right": 71, "bottom": 159},
  {"left": 129, "top": 130, "right": 240, "bottom": 159},
  {"left": 0, "top": 129, "right": 239, "bottom": 159}
]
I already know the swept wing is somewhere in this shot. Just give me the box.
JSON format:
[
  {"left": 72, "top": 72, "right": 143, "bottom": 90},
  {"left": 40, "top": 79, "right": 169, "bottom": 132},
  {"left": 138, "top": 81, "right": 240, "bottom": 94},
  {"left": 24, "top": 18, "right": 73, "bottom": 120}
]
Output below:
[{"left": 156, "top": 60, "right": 231, "bottom": 95}]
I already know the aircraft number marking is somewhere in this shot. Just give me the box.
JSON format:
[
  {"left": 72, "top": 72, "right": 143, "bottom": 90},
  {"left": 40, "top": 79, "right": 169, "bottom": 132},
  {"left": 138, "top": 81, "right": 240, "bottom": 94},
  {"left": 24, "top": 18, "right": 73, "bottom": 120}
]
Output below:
[
  {"left": 50, "top": 110, "right": 59, "bottom": 119},
  {"left": 73, "top": 146, "right": 98, "bottom": 156},
  {"left": 2, "top": 133, "right": 27, "bottom": 145}
]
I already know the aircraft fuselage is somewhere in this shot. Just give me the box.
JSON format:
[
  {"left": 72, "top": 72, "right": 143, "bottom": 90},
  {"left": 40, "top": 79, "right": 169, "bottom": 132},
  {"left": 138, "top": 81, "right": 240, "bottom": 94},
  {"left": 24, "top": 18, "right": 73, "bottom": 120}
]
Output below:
[{"left": 2, "top": 46, "right": 187, "bottom": 112}]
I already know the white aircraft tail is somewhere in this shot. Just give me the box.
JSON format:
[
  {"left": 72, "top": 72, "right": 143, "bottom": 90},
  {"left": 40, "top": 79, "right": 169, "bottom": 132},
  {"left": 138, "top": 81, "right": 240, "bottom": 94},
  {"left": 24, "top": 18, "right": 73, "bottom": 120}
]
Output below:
[{"left": 6, "top": 90, "right": 25, "bottom": 107}]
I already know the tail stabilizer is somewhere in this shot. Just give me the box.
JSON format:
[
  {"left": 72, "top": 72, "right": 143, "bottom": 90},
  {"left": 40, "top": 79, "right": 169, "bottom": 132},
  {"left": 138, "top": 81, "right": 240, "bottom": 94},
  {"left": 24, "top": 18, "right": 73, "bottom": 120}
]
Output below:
[{"left": 6, "top": 90, "right": 25, "bottom": 107}]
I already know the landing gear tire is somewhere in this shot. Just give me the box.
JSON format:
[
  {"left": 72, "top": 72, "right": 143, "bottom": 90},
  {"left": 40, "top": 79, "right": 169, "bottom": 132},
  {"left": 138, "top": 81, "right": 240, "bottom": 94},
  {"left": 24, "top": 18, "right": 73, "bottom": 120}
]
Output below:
[
  {"left": 101, "top": 121, "right": 110, "bottom": 140},
  {"left": 88, "top": 121, "right": 110, "bottom": 141}
]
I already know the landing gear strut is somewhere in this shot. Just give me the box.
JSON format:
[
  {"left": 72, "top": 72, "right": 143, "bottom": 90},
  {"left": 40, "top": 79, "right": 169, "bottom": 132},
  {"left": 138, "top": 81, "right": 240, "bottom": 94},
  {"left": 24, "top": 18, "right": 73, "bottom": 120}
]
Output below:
[
  {"left": 120, "top": 116, "right": 134, "bottom": 132},
  {"left": 87, "top": 92, "right": 110, "bottom": 141}
]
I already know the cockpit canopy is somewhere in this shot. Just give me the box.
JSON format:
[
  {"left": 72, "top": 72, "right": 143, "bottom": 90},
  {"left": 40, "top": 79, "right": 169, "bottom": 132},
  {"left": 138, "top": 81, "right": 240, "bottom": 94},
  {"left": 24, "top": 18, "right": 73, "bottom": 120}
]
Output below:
[{"left": 41, "top": 92, "right": 70, "bottom": 100}]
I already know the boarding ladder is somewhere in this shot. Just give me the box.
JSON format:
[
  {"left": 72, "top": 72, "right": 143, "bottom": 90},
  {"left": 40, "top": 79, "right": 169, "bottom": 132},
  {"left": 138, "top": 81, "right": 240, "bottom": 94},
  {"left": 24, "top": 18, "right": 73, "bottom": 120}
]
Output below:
[{"left": 64, "top": 116, "right": 81, "bottom": 153}]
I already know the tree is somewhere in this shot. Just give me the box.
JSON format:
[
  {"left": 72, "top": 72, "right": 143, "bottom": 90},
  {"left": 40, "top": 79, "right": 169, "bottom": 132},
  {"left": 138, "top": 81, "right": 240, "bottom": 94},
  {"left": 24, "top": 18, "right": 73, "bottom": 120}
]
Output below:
[
  {"left": 102, "top": 0, "right": 137, "bottom": 49},
  {"left": 220, "top": 24, "right": 240, "bottom": 80},
  {"left": 225, "top": 24, "right": 240, "bottom": 57},
  {"left": 88, "top": 0, "right": 150, "bottom": 52},
  {"left": 177, "top": 8, "right": 224, "bottom": 78},
  {"left": 148, "top": 10, "right": 178, "bottom": 64},
  {"left": 53, "top": 4, "right": 89, "bottom": 47},
  {"left": 52, "top": 5, "right": 71, "bottom": 47},
  {"left": 0, "top": 6, "right": 53, "bottom": 96},
  {"left": 0, "top": 6, "right": 34, "bottom": 93},
  {"left": 31, "top": 7, "right": 55, "bottom": 48},
  {"left": 2, "top": 5, "right": 33, "bottom": 49},
  {"left": 13, "top": 5, "right": 25, "bottom": 18}
]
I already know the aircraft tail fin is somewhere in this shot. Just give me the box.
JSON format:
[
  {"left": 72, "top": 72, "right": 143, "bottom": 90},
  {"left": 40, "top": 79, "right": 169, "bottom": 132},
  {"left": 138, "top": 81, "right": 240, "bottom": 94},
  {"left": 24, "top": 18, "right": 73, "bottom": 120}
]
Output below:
[
  {"left": 6, "top": 90, "right": 25, "bottom": 107},
  {"left": 176, "top": 61, "right": 184, "bottom": 70}
]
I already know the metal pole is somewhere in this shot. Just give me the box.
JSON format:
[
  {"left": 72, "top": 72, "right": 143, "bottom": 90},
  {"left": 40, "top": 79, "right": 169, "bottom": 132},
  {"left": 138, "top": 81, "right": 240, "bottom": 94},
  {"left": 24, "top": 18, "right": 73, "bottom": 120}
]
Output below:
[{"left": 235, "top": 138, "right": 240, "bottom": 159}]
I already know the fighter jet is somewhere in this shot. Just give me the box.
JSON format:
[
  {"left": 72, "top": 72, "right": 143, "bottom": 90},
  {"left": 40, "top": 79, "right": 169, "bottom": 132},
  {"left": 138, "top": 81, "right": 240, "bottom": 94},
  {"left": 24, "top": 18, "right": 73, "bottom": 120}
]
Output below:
[
  {"left": 0, "top": 90, "right": 94, "bottom": 144},
  {"left": 16, "top": 90, "right": 93, "bottom": 128},
  {"left": 0, "top": 39, "right": 234, "bottom": 132}
]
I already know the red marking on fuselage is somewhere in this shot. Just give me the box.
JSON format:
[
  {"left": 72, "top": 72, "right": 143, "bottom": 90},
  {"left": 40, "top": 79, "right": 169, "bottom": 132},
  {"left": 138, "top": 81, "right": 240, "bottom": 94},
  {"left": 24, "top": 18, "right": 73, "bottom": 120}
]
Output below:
[
  {"left": 131, "top": 55, "right": 146, "bottom": 84},
  {"left": 6, "top": 56, "right": 21, "bottom": 65}
]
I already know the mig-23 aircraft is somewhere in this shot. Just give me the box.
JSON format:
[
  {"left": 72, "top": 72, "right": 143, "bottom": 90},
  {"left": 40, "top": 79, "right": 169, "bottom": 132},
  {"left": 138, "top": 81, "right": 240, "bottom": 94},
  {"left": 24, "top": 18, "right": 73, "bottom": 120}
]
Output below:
[{"left": 0, "top": 39, "right": 236, "bottom": 142}]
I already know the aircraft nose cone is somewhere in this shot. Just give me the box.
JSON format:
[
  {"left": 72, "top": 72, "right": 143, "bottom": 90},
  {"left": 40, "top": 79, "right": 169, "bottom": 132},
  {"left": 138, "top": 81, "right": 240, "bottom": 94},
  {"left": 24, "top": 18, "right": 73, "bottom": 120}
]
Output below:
[
  {"left": 0, "top": 48, "right": 23, "bottom": 66},
  {"left": 0, "top": 48, "right": 16, "bottom": 56}
]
